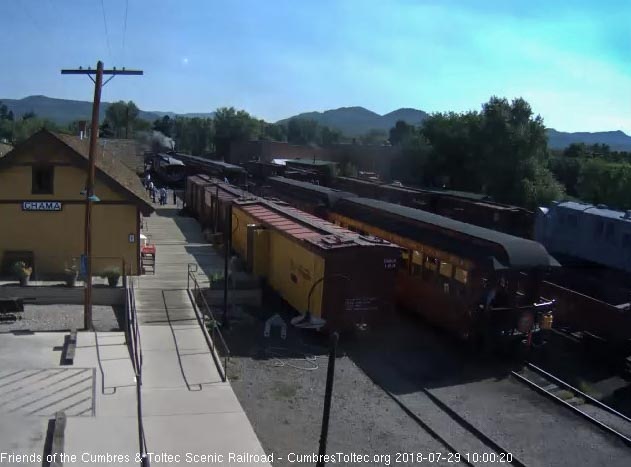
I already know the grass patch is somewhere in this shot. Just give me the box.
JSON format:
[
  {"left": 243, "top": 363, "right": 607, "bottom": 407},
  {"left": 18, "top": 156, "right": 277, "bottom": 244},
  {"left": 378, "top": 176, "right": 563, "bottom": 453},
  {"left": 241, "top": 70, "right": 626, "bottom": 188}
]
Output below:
[
  {"left": 273, "top": 381, "right": 297, "bottom": 400},
  {"left": 578, "top": 381, "right": 603, "bottom": 400},
  {"left": 556, "top": 389, "right": 575, "bottom": 401}
]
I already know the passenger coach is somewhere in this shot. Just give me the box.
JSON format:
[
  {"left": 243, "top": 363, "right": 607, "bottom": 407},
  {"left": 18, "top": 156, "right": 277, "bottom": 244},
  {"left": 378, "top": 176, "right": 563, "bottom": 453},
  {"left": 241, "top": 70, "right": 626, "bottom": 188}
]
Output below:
[{"left": 330, "top": 197, "right": 558, "bottom": 346}]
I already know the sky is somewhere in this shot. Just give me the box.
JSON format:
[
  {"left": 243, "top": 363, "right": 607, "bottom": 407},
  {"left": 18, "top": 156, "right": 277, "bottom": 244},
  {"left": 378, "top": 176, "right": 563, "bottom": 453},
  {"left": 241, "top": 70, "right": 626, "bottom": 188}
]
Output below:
[{"left": 0, "top": 0, "right": 630, "bottom": 132}]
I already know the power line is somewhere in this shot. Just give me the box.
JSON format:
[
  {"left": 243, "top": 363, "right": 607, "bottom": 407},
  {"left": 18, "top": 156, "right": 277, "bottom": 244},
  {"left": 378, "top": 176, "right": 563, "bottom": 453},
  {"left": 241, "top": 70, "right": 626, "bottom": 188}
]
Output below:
[
  {"left": 122, "top": 0, "right": 129, "bottom": 53},
  {"left": 100, "top": 0, "right": 112, "bottom": 60}
]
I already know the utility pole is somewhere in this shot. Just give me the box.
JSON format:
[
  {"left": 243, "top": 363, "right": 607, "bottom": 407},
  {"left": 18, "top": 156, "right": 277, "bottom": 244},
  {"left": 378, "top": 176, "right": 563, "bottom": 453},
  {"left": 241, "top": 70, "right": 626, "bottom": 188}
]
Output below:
[{"left": 61, "top": 62, "right": 143, "bottom": 330}]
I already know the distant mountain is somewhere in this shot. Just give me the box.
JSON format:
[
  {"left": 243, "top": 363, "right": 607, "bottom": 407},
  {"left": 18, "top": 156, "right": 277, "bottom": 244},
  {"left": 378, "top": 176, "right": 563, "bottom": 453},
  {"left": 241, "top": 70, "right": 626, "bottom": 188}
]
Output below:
[
  {"left": 276, "top": 106, "right": 428, "bottom": 136},
  {"left": 546, "top": 129, "right": 631, "bottom": 152},
  {"left": 279, "top": 106, "right": 631, "bottom": 150},
  {"left": 0, "top": 95, "right": 214, "bottom": 125},
  {"left": 4, "top": 96, "right": 630, "bottom": 150}
]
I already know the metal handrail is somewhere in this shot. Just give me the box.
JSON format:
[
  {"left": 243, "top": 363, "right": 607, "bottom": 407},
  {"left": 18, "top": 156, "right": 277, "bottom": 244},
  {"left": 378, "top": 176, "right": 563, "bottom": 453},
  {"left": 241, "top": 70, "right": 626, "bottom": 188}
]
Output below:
[
  {"left": 125, "top": 277, "right": 148, "bottom": 466},
  {"left": 187, "top": 265, "right": 230, "bottom": 382}
]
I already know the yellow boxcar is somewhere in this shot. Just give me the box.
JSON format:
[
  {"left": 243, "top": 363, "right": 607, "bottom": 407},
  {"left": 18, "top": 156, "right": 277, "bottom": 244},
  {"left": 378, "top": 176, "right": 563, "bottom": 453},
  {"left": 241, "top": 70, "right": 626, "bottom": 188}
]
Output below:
[{"left": 231, "top": 199, "right": 400, "bottom": 330}]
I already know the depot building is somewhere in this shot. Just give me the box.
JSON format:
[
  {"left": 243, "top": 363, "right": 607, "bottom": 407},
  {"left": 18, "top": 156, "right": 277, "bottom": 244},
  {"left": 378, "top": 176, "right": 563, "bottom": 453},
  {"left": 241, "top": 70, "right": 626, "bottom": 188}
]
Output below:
[{"left": 0, "top": 129, "right": 153, "bottom": 278}]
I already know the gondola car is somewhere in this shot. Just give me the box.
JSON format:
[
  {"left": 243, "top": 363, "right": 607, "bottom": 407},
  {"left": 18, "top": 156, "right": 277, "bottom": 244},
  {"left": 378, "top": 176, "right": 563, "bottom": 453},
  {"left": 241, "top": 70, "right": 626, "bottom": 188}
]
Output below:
[{"left": 329, "top": 197, "right": 557, "bottom": 345}]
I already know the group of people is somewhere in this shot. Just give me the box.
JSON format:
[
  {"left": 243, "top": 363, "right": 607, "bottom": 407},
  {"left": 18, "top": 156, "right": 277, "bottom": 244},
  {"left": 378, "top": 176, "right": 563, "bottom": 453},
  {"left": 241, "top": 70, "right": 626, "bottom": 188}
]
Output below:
[{"left": 144, "top": 173, "right": 176, "bottom": 206}]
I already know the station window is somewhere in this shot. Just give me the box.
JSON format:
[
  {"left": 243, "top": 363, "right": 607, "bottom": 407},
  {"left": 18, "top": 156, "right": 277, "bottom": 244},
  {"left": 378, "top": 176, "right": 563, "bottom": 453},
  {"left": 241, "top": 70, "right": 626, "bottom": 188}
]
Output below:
[{"left": 32, "top": 166, "right": 54, "bottom": 194}]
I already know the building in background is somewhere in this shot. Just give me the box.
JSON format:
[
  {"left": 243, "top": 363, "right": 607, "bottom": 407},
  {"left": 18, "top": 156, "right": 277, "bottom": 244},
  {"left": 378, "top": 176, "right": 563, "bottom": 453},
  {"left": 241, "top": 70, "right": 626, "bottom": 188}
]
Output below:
[{"left": 0, "top": 130, "right": 153, "bottom": 278}]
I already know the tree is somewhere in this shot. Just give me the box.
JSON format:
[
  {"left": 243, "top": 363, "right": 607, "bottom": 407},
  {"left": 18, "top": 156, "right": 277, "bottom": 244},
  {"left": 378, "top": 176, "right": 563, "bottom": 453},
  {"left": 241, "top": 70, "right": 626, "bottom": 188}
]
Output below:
[
  {"left": 213, "top": 107, "right": 260, "bottom": 159},
  {"left": 389, "top": 120, "right": 415, "bottom": 146},
  {"left": 421, "top": 111, "right": 482, "bottom": 190},
  {"left": 360, "top": 128, "right": 388, "bottom": 145},
  {"left": 260, "top": 122, "right": 286, "bottom": 142},
  {"left": 563, "top": 143, "right": 588, "bottom": 158},
  {"left": 286, "top": 118, "right": 320, "bottom": 145},
  {"left": 550, "top": 156, "right": 581, "bottom": 196},
  {"left": 153, "top": 115, "right": 175, "bottom": 137},
  {"left": 105, "top": 100, "right": 140, "bottom": 138},
  {"left": 320, "top": 126, "right": 342, "bottom": 146},
  {"left": 390, "top": 131, "right": 431, "bottom": 184}
]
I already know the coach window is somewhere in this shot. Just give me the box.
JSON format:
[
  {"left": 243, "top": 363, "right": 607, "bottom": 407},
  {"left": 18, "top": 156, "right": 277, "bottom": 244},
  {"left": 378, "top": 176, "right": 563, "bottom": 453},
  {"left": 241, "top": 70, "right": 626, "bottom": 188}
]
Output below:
[
  {"left": 401, "top": 250, "right": 410, "bottom": 271},
  {"left": 32, "top": 166, "right": 54, "bottom": 194},
  {"left": 411, "top": 250, "right": 423, "bottom": 275},
  {"left": 454, "top": 267, "right": 468, "bottom": 297},
  {"left": 422, "top": 255, "right": 438, "bottom": 281},
  {"left": 439, "top": 261, "right": 453, "bottom": 294}
]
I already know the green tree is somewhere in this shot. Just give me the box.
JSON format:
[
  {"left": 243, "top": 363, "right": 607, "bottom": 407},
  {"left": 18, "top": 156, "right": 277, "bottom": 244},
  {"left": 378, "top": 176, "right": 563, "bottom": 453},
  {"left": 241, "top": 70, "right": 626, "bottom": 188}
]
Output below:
[
  {"left": 360, "top": 128, "right": 388, "bottom": 145},
  {"left": 260, "top": 122, "right": 286, "bottom": 142},
  {"left": 105, "top": 100, "right": 140, "bottom": 138},
  {"left": 421, "top": 111, "right": 482, "bottom": 190},
  {"left": 389, "top": 120, "right": 415, "bottom": 146},
  {"left": 286, "top": 118, "right": 320, "bottom": 145},
  {"left": 11, "top": 118, "right": 59, "bottom": 143},
  {"left": 320, "top": 126, "right": 342, "bottom": 146},
  {"left": 213, "top": 107, "right": 260, "bottom": 159},
  {"left": 549, "top": 156, "right": 581, "bottom": 196},
  {"left": 563, "top": 143, "right": 589, "bottom": 158},
  {"left": 153, "top": 115, "right": 175, "bottom": 137}
]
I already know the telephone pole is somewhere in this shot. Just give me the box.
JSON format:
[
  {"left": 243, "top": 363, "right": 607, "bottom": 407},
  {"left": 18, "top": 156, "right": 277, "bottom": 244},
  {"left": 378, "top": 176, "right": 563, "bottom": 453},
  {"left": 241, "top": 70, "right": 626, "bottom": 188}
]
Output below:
[{"left": 61, "top": 62, "right": 143, "bottom": 330}]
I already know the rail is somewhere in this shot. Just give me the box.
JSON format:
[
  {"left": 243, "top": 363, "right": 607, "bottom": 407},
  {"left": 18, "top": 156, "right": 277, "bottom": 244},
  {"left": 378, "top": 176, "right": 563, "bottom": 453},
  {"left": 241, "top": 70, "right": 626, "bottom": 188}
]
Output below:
[
  {"left": 187, "top": 264, "right": 230, "bottom": 382},
  {"left": 124, "top": 276, "right": 149, "bottom": 466},
  {"left": 511, "top": 363, "right": 631, "bottom": 447}
]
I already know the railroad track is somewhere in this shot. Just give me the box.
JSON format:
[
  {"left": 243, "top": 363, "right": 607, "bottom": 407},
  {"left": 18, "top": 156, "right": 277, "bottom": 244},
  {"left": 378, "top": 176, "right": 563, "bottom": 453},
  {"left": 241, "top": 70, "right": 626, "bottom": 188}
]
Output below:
[
  {"left": 511, "top": 363, "right": 631, "bottom": 448},
  {"left": 380, "top": 384, "right": 527, "bottom": 467}
]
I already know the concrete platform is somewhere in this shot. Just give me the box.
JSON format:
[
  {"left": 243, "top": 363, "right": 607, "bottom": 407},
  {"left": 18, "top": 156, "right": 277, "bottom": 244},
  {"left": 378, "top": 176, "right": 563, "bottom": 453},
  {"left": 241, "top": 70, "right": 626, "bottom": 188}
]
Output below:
[{"left": 133, "top": 207, "right": 271, "bottom": 465}]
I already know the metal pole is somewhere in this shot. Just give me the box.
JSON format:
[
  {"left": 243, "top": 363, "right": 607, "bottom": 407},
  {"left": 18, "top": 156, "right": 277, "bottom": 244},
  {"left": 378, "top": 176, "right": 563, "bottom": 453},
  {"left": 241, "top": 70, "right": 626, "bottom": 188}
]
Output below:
[
  {"left": 316, "top": 332, "right": 339, "bottom": 467},
  {"left": 222, "top": 205, "right": 231, "bottom": 328},
  {"left": 84, "top": 60, "right": 104, "bottom": 331}
]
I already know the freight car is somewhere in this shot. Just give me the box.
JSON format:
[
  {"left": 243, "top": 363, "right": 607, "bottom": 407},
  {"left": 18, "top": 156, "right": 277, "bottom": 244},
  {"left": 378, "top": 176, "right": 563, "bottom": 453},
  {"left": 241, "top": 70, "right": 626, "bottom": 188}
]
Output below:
[
  {"left": 264, "top": 176, "right": 356, "bottom": 217},
  {"left": 329, "top": 198, "right": 557, "bottom": 346},
  {"left": 331, "top": 176, "right": 534, "bottom": 238},
  {"left": 230, "top": 198, "right": 400, "bottom": 330},
  {"left": 535, "top": 201, "right": 631, "bottom": 274},
  {"left": 185, "top": 174, "right": 214, "bottom": 216}
]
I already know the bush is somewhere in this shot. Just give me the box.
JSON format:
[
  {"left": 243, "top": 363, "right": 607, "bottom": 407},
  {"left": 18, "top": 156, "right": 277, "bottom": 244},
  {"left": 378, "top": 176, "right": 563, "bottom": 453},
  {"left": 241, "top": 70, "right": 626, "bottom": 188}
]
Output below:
[{"left": 12, "top": 261, "right": 32, "bottom": 278}]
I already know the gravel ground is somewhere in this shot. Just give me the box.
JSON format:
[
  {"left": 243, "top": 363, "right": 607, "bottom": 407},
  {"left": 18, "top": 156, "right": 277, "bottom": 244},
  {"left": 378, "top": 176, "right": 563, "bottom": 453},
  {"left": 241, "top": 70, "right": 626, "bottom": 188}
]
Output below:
[
  {"left": 0, "top": 305, "right": 122, "bottom": 332},
  {"left": 221, "top": 298, "right": 631, "bottom": 467},
  {"left": 222, "top": 304, "right": 462, "bottom": 467}
]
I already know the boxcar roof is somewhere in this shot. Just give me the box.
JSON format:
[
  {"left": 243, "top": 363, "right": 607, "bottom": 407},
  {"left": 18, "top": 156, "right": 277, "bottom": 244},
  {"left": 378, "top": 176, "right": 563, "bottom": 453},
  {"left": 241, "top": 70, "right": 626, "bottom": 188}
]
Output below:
[
  {"left": 234, "top": 199, "right": 397, "bottom": 251},
  {"left": 336, "top": 197, "right": 557, "bottom": 269}
]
